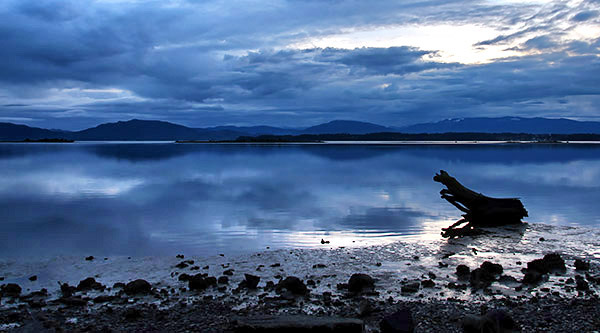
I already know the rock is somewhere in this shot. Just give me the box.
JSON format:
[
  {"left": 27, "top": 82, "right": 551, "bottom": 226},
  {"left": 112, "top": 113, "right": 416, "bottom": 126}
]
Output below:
[
  {"left": 380, "top": 308, "right": 414, "bottom": 333},
  {"left": 447, "top": 282, "right": 468, "bottom": 290},
  {"left": 85, "top": 256, "right": 94, "bottom": 261},
  {"left": 60, "top": 283, "right": 77, "bottom": 297},
  {"left": 348, "top": 273, "right": 375, "bottom": 293},
  {"left": 176, "top": 254, "right": 184, "bottom": 259},
  {"left": 527, "top": 253, "right": 566, "bottom": 274},
  {"left": 235, "top": 315, "right": 363, "bottom": 332},
  {"left": 175, "top": 260, "right": 194, "bottom": 269},
  {"left": 428, "top": 272, "right": 436, "bottom": 279},
  {"left": 401, "top": 282, "right": 420, "bottom": 293},
  {"left": 276, "top": 276, "right": 308, "bottom": 295},
  {"left": 1, "top": 283, "right": 22, "bottom": 297},
  {"left": 124, "top": 279, "right": 152, "bottom": 295},
  {"left": 470, "top": 268, "right": 495, "bottom": 290},
  {"left": 218, "top": 276, "right": 229, "bottom": 284},
  {"left": 575, "top": 275, "right": 589, "bottom": 291},
  {"left": 240, "top": 274, "right": 260, "bottom": 289},
  {"left": 189, "top": 275, "right": 210, "bottom": 291},
  {"left": 223, "top": 269, "right": 234, "bottom": 276},
  {"left": 456, "top": 265, "right": 471, "bottom": 278},
  {"left": 575, "top": 259, "right": 590, "bottom": 271},
  {"left": 421, "top": 279, "right": 435, "bottom": 288},
  {"left": 270, "top": 263, "right": 281, "bottom": 267},
  {"left": 113, "top": 282, "right": 126, "bottom": 289},
  {"left": 313, "top": 264, "right": 327, "bottom": 269},
  {"left": 77, "top": 277, "right": 104, "bottom": 291},
  {"left": 320, "top": 239, "right": 330, "bottom": 244},
  {"left": 481, "top": 261, "right": 503, "bottom": 276},
  {"left": 28, "top": 275, "right": 37, "bottom": 282},
  {"left": 462, "top": 309, "right": 517, "bottom": 333},
  {"left": 205, "top": 276, "right": 217, "bottom": 287},
  {"left": 306, "top": 279, "right": 316, "bottom": 287},
  {"left": 178, "top": 273, "right": 192, "bottom": 282}
]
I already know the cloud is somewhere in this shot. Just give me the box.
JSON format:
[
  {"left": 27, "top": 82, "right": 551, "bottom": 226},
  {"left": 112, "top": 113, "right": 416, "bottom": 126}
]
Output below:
[{"left": 0, "top": 0, "right": 598, "bottom": 129}]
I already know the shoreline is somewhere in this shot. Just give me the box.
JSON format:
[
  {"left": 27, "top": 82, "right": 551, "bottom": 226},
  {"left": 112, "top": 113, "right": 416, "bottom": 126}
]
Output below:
[{"left": 1, "top": 223, "right": 599, "bottom": 331}]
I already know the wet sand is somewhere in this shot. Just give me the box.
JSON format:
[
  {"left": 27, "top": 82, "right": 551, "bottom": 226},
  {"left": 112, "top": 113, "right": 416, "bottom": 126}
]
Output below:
[{"left": 1, "top": 223, "right": 599, "bottom": 332}]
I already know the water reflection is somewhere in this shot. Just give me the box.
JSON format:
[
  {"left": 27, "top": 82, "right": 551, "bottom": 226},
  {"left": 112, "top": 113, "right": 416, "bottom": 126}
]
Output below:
[{"left": 0, "top": 143, "right": 599, "bottom": 257}]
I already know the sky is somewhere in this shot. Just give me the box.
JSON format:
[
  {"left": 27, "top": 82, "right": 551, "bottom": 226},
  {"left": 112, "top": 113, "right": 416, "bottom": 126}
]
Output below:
[{"left": 0, "top": 0, "right": 599, "bottom": 130}]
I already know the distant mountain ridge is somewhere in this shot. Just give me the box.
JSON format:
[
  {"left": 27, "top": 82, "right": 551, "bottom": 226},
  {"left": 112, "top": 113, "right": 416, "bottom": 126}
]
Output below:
[{"left": 2, "top": 117, "right": 600, "bottom": 141}]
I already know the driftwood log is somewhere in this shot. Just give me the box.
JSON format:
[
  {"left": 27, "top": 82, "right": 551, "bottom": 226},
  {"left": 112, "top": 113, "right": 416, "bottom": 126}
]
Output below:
[{"left": 434, "top": 170, "right": 528, "bottom": 238}]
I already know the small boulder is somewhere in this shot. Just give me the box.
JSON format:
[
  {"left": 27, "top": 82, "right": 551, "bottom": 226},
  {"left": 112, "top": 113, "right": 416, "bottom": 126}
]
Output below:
[
  {"left": 85, "top": 256, "right": 94, "bottom": 261},
  {"left": 1, "top": 283, "right": 22, "bottom": 297},
  {"left": 77, "top": 277, "right": 104, "bottom": 291},
  {"left": 223, "top": 269, "right": 234, "bottom": 276},
  {"left": 178, "top": 273, "right": 192, "bottom": 282},
  {"left": 574, "top": 259, "right": 590, "bottom": 271},
  {"left": 401, "top": 282, "right": 420, "bottom": 293},
  {"left": 60, "top": 283, "right": 77, "bottom": 297},
  {"left": 421, "top": 279, "right": 435, "bottom": 288},
  {"left": 276, "top": 276, "right": 308, "bottom": 296},
  {"left": 456, "top": 265, "right": 471, "bottom": 279},
  {"left": 189, "top": 274, "right": 209, "bottom": 291},
  {"left": 240, "top": 274, "right": 260, "bottom": 289},
  {"left": 348, "top": 273, "right": 375, "bottom": 293},
  {"left": 380, "top": 308, "right": 414, "bottom": 333},
  {"left": 124, "top": 279, "right": 152, "bottom": 295},
  {"left": 28, "top": 275, "right": 37, "bottom": 282},
  {"left": 218, "top": 276, "right": 229, "bottom": 284},
  {"left": 575, "top": 275, "right": 589, "bottom": 291}
]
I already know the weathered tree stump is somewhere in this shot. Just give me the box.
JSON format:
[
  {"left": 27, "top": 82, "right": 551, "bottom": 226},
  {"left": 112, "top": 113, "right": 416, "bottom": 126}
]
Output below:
[{"left": 434, "top": 170, "right": 527, "bottom": 238}]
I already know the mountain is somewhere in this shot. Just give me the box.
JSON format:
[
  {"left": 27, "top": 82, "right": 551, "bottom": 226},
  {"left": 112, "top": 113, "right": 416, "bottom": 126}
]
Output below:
[
  {"left": 200, "top": 125, "right": 300, "bottom": 136},
  {"left": 301, "top": 120, "right": 391, "bottom": 134},
  {"left": 0, "top": 122, "right": 67, "bottom": 140},
  {"left": 399, "top": 117, "right": 600, "bottom": 134},
  {"left": 72, "top": 119, "right": 203, "bottom": 141}
]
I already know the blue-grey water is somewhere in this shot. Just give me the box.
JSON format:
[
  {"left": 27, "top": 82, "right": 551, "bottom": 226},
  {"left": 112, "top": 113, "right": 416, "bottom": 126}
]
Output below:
[{"left": 1, "top": 142, "right": 599, "bottom": 258}]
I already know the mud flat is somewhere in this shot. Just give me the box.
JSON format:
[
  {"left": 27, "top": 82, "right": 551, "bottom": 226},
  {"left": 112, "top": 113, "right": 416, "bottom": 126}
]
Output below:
[{"left": 2, "top": 223, "right": 600, "bottom": 332}]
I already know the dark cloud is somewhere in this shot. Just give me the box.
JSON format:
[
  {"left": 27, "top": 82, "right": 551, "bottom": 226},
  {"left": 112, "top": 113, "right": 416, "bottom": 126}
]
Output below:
[{"left": 0, "top": 0, "right": 598, "bottom": 129}]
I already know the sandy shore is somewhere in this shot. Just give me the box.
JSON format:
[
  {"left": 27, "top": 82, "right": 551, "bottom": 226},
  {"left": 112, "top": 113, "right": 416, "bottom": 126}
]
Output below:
[{"left": 1, "top": 223, "right": 600, "bottom": 332}]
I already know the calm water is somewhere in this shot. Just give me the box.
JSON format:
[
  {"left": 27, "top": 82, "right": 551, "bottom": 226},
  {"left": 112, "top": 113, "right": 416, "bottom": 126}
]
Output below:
[{"left": 1, "top": 142, "right": 599, "bottom": 258}]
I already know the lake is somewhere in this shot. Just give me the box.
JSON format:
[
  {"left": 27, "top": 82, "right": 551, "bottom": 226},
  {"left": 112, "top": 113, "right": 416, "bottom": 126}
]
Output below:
[{"left": 1, "top": 142, "right": 599, "bottom": 258}]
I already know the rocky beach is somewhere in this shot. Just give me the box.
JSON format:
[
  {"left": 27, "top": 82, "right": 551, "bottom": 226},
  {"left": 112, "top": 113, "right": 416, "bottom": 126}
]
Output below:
[{"left": 2, "top": 223, "right": 600, "bottom": 332}]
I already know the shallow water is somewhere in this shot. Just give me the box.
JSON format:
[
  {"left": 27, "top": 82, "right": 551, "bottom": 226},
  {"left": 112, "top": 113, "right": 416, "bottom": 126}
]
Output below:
[{"left": 1, "top": 142, "right": 600, "bottom": 258}]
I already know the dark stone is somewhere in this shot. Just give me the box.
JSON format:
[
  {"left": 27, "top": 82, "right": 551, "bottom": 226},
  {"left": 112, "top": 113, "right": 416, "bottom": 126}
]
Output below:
[
  {"left": 218, "top": 276, "right": 229, "bottom": 284},
  {"left": 235, "top": 315, "right": 363, "bottom": 332},
  {"left": 77, "top": 277, "right": 104, "bottom": 291},
  {"left": 265, "top": 281, "right": 275, "bottom": 290},
  {"left": 28, "top": 275, "right": 37, "bottom": 282},
  {"left": 463, "top": 309, "right": 517, "bottom": 333},
  {"left": 470, "top": 268, "right": 495, "bottom": 289},
  {"left": 113, "top": 282, "right": 126, "bottom": 289},
  {"left": 447, "top": 282, "right": 468, "bottom": 290},
  {"left": 313, "top": 264, "right": 327, "bottom": 269},
  {"left": 124, "top": 279, "right": 152, "bottom": 295},
  {"left": 428, "top": 272, "right": 436, "bottom": 279},
  {"left": 1, "top": 283, "right": 22, "bottom": 297},
  {"left": 270, "top": 263, "right": 281, "bottom": 267},
  {"left": 223, "top": 269, "right": 234, "bottom": 276},
  {"left": 481, "top": 261, "right": 503, "bottom": 276},
  {"left": 421, "top": 279, "right": 435, "bottom": 288},
  {"left": 178, "top": 273, "right": 192, "bottom": 282},
  {"left": 243, "top": 274, "right": 260, "bottom": 289},
  {"left": 85, "top": 256, "right": 94, "bottom": 261},
  {"left": 456, "top": 265, "right": 471, "bottom": 278},
  {"left": 575, "top": 275, "right": 589, "bottom": 291},
  {"left": 401, "top": 282, "right": 420, "bottom": 293},
  {"left": 176, "top": 254, "right": 184, "bottom": 259},
  {"left": 348, "top": 273, "right": 375, "bottom": 293},
  {"left": 60, "top": 283, "right": 77, "bottom": 297},
  {"left": 575, "top": 259, "right": 590, "bottom": 271},
  {"left": 306, "top": 279, "right": 316, "bottom": 287},
  {"left": 276, "top": 276, "right": 308, "bottom": 295},
  {"left": 205, "top": 276, "right": 217, "bottom": 287},
  {"left": 527, "top": 253, "right": 566, "bottom": 274},
  {"left": 189, "top": 275, "right": 209, "bottom": 291},
  {"left": 380, "top": 308, "right": 414, "bottom": 333}
]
